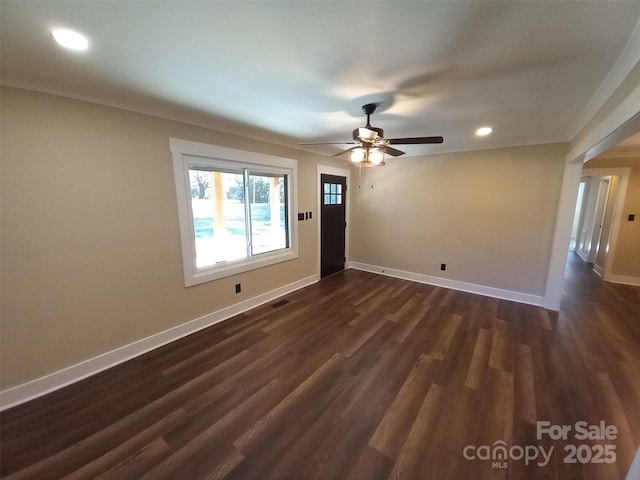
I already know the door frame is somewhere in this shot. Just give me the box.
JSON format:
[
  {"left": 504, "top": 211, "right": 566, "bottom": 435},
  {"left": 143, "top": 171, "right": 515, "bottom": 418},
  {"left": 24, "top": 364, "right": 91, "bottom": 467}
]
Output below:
[
  {"left": 317, "top": 165, "right": 351, "bottom": 278},
  {"left": 579, "top": 167, "right": 631, "bottom": 281},
  {"left": 587, "top": 177, "right": 611, "bottom": 265}
]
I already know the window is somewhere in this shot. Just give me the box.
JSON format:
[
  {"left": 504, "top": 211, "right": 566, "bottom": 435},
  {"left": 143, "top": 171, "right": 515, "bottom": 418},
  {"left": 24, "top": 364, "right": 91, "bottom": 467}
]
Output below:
[
  {"left": 171, "top": 139, "right": 298, "bottom": 286},
  {"left": 323, "top": 182, "right": 342, "bottom": 205}
]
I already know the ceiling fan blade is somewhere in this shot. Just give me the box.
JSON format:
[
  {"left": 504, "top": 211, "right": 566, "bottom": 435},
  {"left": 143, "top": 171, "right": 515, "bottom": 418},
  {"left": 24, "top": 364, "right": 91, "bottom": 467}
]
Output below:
[
  {"left": 388, "top": 136, "right": 444, "bottom": 145},
  {"left": 332, "top": 146, "right": 358, "bottom": 157},
  {"left": 299, "top": 141, "right": 356, "bottom": 145},
  {"left": 385, "top": 146, "right": 405, "bottom": 157}
]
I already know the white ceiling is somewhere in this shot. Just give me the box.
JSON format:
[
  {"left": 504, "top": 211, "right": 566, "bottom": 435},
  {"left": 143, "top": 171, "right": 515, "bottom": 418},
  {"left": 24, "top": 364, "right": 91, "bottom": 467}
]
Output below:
[{"left": 2, "top": 1, "right": 640, "bottom": 157}]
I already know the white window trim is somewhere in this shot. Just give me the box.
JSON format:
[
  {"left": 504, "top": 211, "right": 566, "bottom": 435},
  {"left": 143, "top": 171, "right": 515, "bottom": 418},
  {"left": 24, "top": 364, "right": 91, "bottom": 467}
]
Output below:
[{"left": 170, "top": 138, "right": 298, "bottom": 287}]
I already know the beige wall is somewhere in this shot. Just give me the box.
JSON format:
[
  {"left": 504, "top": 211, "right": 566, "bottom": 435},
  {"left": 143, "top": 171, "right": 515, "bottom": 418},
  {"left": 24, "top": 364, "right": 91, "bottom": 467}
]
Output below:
[
  {"left": 614, "top": 168, "right": 640, "bottom": 277},
  {"left": 584, "top": 157, "right": 640, "bottom": 278},
  {"left": 0, "top": 87, "right": 340, "bottom": 389},
  {"left": 349, "top": 143, "right": 568, "bottom": 295}
]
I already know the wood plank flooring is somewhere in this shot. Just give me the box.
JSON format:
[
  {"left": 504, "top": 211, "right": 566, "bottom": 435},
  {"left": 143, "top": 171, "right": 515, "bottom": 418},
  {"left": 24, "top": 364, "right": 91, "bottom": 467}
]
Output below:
[{"left": 2, "top": 253, "right": 639, "bottom": 479}]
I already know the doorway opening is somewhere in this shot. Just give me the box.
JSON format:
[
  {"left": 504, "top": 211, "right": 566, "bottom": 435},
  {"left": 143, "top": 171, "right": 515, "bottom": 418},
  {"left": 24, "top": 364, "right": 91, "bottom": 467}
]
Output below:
[
  {"left": 569, "top": 180, "right": 586, "bottom": 251},
  {"left": 572, "top": 176, "right": 611, "bottom": 265},
  {"left": 568, "top": 165, "right": 631, "bottom": 282}
]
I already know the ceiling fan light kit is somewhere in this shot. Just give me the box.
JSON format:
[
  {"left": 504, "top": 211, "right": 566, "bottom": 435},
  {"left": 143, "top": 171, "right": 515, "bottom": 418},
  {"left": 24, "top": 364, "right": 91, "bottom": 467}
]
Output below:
[{"left": 349, "top": 145, "right": 386, "bottom": 166}]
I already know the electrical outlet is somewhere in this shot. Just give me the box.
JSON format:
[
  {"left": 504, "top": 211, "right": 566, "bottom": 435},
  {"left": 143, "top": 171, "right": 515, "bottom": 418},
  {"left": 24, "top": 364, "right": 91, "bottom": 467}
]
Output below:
[
  {"left": 440, "top": 263, "right": 446, "bottom": 271},
  {"left": 235, "top": 283, "right": 241, "bottom": 293}
]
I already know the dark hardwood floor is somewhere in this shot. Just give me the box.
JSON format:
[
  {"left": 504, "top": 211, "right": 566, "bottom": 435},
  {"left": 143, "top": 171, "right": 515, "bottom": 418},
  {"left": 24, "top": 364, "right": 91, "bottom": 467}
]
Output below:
[{"left": 2, "top": 253, "right": 639, "bottom": 479}]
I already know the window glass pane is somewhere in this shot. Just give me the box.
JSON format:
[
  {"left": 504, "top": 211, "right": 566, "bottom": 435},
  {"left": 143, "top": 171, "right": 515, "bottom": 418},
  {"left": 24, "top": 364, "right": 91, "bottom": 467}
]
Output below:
[
  {"left": 330, "top": 183, "right": 337, "bottom": 194},
  {"left": 324, "top": 194, "right": 331, "bottom": 204},
  {"left": 189, "top": 169, "right": 247, "bottom": 267},
  {"left": 337, "top": 194, "right": 342, "bottom": 205},
  {"left": 324, "top": 183, "right": 331, "bottom": 194},
  {"left": 249, "top": 173, "right": 288, "bottom": 255},
  {"left": 337, "top": 184, "right": 342, "bottom": 194}
]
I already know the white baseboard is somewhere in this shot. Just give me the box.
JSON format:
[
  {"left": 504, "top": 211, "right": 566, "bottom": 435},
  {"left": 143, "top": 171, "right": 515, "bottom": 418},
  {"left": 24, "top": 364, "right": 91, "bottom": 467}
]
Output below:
[
  {"left": 348, "top": 262, "right": 545, "bottom": 307},
  {"left": 0, "top": 274, "right": 318, "bottom": 411},
  {"left": 594, "top": 264, "right": 605, "bottom": 277},
  {"left": 605, "top": 274, "right": 640, "bottom": 287},
  {"left": 575, "top": 250, "right": 590, "bottom": 262}
]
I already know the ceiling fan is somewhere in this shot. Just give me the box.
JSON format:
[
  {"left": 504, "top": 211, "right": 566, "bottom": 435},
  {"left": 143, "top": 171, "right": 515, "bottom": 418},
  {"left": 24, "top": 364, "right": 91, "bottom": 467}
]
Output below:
[{"left": 302, "top": 103, "right": 443, "bottom": 166}]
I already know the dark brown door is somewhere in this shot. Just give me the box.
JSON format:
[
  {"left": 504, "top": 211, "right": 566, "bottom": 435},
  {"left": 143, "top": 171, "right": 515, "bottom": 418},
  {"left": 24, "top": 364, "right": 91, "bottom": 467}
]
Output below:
[{"left": 320, "top": 174, "right": 347, "bottom": 278}]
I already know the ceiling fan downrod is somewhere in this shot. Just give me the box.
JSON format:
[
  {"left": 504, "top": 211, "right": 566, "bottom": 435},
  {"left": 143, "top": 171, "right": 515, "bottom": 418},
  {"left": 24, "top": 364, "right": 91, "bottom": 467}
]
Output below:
[
  {"left": 362, "top": 103, "right": 377, "bottom": 127},
  {"left": 354, "top": 103, "right": 384, "bottom": 141}
]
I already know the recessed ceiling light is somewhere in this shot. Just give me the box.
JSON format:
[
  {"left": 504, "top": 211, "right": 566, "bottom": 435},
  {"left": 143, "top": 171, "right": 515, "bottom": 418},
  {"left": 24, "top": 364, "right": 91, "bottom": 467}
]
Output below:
[
  {"left": 476, "top": 126, "right": 493, "bottom": 137},
  {"left": 51, "top": 29, "right": 89, "bottom": 51}
]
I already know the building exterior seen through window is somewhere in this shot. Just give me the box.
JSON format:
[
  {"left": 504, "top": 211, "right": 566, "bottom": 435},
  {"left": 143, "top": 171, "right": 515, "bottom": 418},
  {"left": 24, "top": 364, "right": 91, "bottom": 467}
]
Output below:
[{"left": 189, "top": 167, "right": 288, "bottom": 268}]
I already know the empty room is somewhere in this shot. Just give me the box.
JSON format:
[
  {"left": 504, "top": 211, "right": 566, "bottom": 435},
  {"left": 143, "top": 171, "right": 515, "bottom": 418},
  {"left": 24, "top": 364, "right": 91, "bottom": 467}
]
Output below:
[{"left": 1, "top": 1, "right": 640, "bottom": 479}]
